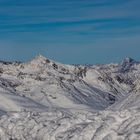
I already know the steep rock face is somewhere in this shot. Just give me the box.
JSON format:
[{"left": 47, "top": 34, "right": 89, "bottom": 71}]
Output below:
[{"left": 0, "top": 55, "right": 140, "bottom": 140}]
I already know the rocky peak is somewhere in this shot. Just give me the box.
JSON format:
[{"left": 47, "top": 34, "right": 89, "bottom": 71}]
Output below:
[
  {"left": 120, "top": 57, "right": 136, "bottom": 73},
  {"left": 121, "top": 57, "right": 135, "bottom": 66},
  {"left": 30, "top": 54, "right": 52, "bottom": 66},
  {"left": 34, "top": 54, "right": 47, "bottom": 62}
]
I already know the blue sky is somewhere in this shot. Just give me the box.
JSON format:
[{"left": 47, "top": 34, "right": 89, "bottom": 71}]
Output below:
[{"left": 0, "top": 0, "right": 140, "bottom": 64}]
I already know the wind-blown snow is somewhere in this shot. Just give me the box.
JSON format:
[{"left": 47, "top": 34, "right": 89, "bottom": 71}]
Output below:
[{"left": 0, "top": 55, "right": 140, "bottom": 140}]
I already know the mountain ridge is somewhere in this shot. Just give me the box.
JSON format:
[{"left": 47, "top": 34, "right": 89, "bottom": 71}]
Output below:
[{"left": 0, "top": 55, "right": 140, "bottom": 140}]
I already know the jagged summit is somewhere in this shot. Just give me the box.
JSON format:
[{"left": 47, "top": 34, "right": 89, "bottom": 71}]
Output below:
[
  {"left": 32, "top": 54, "right": 48, "bottom": 62},
  {"left": 28, "top": 54, "right": 53, "bottom": 66},
  {"left": 118, "top": 57, "right": 138, "bottom": 73},
  {"left": 121, "top": 57, "right": 136, "bottom": 65}
]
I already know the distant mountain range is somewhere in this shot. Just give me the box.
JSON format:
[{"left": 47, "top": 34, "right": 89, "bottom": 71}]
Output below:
[{"left": 0, "top": 55, "right": 140, "bottom": 140}]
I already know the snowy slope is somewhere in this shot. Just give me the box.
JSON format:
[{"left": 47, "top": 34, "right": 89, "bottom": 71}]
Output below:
[
  {"left": 0, "top": 85, "right": 47, "bottom": 112},
  {"left": 1, "top": 55, "right": 140, "bottom": 140},
  {"left": 0, "top": 55, "right": 113, "bottom": 110},
  {"left": 1, "top": 109, "right": 140, "bottom": 140}
]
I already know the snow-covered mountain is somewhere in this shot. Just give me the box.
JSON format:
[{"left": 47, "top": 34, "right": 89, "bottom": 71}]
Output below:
[{"left": 1, "top": 55, "right": 140, "bottom": 140}]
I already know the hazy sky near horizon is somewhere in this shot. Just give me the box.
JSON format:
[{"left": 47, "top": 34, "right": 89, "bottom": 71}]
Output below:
[{"left": 0, "top": 0, "right": 140, "bottom": 64}]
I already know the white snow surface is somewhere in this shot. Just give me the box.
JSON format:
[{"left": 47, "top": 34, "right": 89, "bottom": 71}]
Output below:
[{"left": 0, "top": 56, "right": 140, "bottom": 140}]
